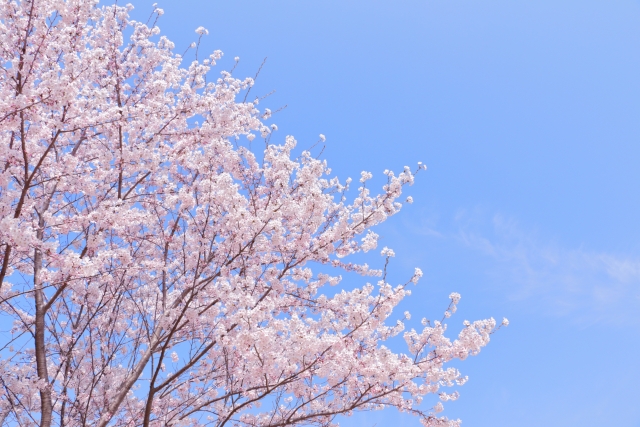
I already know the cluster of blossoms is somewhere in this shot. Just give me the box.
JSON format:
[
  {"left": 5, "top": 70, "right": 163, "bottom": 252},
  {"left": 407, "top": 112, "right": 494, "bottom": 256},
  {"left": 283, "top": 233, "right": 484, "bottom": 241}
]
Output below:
[{"left": 0, "top": 1, "right": 504, "bottom": 427}]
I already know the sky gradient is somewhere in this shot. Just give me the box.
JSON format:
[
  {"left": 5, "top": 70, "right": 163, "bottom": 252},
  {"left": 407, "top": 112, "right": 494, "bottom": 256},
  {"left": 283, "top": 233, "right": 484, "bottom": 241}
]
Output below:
[{"left": 127, "top": 1, "right": 640, "bottom": 425}]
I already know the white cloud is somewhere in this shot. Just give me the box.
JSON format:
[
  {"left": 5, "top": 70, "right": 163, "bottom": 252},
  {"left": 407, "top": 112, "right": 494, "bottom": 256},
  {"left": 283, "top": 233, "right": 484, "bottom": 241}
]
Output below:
[{"left": 430, "top": 211, "right": 640, "bottom": 324}]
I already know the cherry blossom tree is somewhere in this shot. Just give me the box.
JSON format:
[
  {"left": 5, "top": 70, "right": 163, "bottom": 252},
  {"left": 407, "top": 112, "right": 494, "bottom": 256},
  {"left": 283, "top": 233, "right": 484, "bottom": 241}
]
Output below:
[{"left": 0, "top": 1, "right": 506, "bottom": 426}]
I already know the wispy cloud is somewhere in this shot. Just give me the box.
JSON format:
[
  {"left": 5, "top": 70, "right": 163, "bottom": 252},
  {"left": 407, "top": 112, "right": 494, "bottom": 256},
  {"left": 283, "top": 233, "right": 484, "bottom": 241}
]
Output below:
[{"left": 420, "top": 209, "right": 640, "bottom": 324}]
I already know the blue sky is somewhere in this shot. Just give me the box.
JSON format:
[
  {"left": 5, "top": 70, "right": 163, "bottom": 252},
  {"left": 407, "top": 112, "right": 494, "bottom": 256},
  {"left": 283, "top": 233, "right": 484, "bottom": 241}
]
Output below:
[{"left": 128, "top": 1, "right": 640, "bottom": 425}]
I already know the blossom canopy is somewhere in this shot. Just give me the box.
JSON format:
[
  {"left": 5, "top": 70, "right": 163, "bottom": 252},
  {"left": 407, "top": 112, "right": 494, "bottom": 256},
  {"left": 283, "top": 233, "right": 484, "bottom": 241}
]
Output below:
[{"left": 0, "top": 1, "right": 503, "bottom": 427}]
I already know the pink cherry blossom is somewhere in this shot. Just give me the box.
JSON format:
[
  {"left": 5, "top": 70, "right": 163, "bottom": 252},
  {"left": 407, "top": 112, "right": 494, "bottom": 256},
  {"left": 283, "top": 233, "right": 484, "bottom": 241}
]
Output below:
[{"left": 0, "top": 2, "right": 504, "bottom": 427}]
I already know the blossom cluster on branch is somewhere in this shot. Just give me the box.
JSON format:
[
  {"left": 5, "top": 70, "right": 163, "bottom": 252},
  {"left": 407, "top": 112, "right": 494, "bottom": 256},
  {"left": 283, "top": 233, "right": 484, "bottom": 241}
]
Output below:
[{"left": 0, "top": 1, "right": 504, "bottom": 426}]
